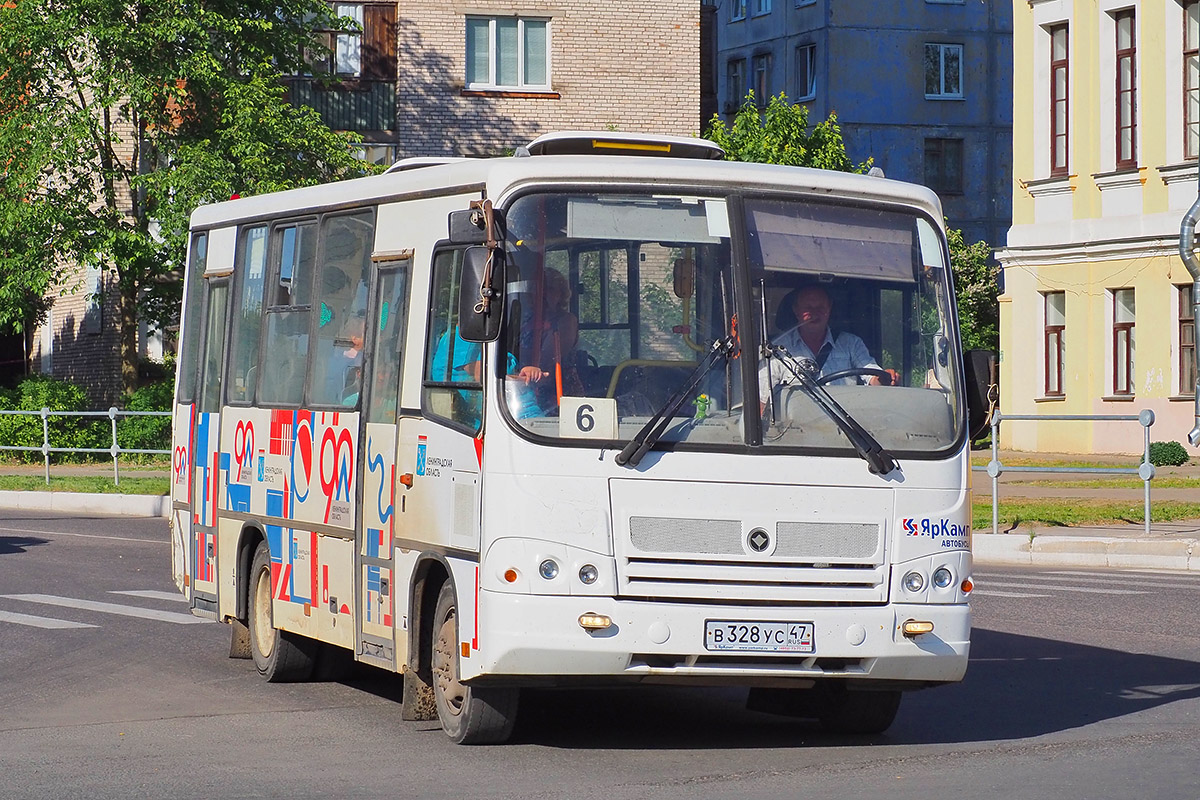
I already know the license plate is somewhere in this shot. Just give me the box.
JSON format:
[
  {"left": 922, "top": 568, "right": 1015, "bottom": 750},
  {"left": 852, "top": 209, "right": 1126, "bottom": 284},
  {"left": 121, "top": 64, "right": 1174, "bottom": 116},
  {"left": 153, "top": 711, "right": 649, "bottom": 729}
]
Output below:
[{"left": 704, "top": 620, "right": 815, "bottom": 653}]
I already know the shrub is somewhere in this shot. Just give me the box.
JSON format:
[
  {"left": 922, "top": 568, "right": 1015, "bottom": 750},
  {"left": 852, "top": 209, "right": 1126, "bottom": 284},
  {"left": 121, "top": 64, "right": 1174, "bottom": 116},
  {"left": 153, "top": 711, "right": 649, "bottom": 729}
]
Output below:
[
  {"left": 1148, "top": 441, "right": 1190, "bottom": 467},
  {"left": 0, "top": 376, "right": 108, "bottom": 461},
  {"left": 117, "top": 379, "right": 174, "bottom": 455}
]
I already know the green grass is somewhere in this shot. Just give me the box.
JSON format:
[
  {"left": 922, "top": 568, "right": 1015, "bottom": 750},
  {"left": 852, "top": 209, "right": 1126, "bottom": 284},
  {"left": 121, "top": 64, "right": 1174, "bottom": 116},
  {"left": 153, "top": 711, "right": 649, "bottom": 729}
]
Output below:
[
  {"left": 0, "top": 475, "right": 169, "bottom": 495},
  {"left": 1010, "top": 477, "right": 1200, "bottom": 489},
  {"left": 971, "top": 498, "right": 1200, "bottom": 530}
]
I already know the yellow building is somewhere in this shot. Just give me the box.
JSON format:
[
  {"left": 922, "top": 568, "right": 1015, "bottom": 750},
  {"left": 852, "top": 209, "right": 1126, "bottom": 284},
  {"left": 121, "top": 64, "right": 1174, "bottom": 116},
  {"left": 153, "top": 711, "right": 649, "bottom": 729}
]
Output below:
[{"left": 998, "top": 0, "right": 1199, "bottom": 454}]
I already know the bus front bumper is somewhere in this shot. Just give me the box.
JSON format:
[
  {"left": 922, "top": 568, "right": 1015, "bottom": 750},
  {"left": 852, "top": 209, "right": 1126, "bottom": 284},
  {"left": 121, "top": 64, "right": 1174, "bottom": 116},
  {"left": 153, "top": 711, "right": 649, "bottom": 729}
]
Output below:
[{"left": 466, "top": 592, "right": 970, "bottom": 687}]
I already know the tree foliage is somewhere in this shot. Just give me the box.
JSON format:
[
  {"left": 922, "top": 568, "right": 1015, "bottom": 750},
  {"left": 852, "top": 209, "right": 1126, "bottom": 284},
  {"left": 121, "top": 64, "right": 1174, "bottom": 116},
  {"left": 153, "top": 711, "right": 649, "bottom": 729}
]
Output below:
[
  {"left": 0, "top": 0, "right": 376, "bottom": 393},
  {"left": 703, "top": 92, "right": 871, "bottom": 173},
  {"left": 946, "top": 226, "right": 999, "bottom": 351}
]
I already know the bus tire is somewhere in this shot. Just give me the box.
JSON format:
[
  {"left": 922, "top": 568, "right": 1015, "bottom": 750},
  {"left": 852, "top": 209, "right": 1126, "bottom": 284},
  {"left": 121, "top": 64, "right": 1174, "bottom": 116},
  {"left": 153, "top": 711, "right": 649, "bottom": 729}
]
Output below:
[
  {"left": 430, "top": 582, "right": 518, "bottom": 744},
  {"left": 248, "top": 541, "right": 316, "bottom": 682},
  {"left": 815, "top": 685, "right": 902, "bottom": 735}
]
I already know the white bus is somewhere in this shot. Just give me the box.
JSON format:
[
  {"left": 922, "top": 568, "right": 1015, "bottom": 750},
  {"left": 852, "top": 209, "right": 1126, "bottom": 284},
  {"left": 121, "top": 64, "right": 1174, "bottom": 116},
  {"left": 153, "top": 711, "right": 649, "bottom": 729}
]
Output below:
[{"left": 171, "top": 132, "right": 973, "bottom": 744}]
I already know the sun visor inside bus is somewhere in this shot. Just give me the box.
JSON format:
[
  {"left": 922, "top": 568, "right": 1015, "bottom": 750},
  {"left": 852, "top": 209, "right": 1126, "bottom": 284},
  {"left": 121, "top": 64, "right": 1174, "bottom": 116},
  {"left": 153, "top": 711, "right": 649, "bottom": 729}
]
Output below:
[
  {"left": 566, "top": 198, "right": 724, "bottom": 244},
  {"left": 744, "top": 200, "right": 919, "bottom": 283}
]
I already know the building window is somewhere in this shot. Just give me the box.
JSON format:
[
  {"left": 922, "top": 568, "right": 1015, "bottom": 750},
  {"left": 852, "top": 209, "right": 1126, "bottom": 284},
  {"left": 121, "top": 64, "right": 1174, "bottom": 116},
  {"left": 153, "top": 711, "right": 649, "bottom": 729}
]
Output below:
[
  {"left": 1115, "top": 10, "right": 1137, "bottom": 170},
  {"left": 1186, "top": 1, "right": 1199, "bottom": 159},
  {"left": 465, "top": 16, "right": 549, "bottom": 91},
  {"left": 924, "top": 43, "right": 964, "bottom": 99},
  {"left": 1050, "top": 24, "right": 1069, "bottom": 176},
  {"left": 1044, "top": 291, "right": 1065, "bottom": 397},
  {"left": 730, "top": 0, "right": 747, "bottom": 21},
  {"left": 306, "top": 3, "right": 397, "bottom": 80},
  {"left": 1112, "top": 287, "right": 1135, "bottom": 396},
  {"left": 796, "top": 44, "right": 816, "bottom": 100},
  {"left": 752, "top": 0, "right": 771, "bottom": 15},
  {"left": 924, "top": 138, "right": 963, "bottom": 194},
  {"left": 1181, "top": 284, "right": 1196, "bottom": 395},
  {"left": 727, "top": 58, "right": 746, "bottom": 110},
  {"left": 752, "top": 53, "right": 772, "bottom": 105}
]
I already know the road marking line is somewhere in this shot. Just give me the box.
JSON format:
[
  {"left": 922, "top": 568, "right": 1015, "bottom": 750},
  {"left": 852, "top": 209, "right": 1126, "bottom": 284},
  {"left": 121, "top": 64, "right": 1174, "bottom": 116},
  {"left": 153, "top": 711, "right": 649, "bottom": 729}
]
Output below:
[
  {"left": 1, "top": 594, "right": 211, "bottom": 624},
  {"left": 0, "top": 525, "right": 164, "bottom": 544},
  {"left": 977, "top": 581, "right": 1149, "bottom": 595},
  {"left": 1042, "top": 570, "right": 1200, "bottom": 583},
  {"left": 0, "top": 609, "right": 98, "bottom": 629},
  {"left": 110, "top": 590, "right": 186, "bottom": 603},
  {"left": 971, "top": 590, "right": 1052, "bottom": 598}
]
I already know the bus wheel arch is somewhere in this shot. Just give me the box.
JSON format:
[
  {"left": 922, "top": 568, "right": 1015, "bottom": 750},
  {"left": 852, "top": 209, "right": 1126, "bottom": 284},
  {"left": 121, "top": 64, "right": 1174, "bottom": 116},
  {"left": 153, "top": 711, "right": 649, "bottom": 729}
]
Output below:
[
  {"left": 228, "top": 523, "right": 265, "bottom": 659},
  {"left": 401, "top": 556, "right": 449, "bottom": 722}
]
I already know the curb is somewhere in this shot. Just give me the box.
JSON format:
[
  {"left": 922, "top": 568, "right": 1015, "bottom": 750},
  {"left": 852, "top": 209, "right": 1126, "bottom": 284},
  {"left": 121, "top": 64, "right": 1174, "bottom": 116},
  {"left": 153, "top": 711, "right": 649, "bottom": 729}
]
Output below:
[
  {"left": 972, "top": 533, "right": 1200, "bottom": 571},
  {"left": 0, "top": 490, "right": 170, "bottom": 519}
]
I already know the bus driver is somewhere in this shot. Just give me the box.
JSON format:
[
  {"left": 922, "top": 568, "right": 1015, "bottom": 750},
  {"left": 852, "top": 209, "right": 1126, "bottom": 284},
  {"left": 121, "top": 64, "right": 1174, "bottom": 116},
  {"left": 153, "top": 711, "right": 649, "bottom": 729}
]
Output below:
[{"left": 759, "top": 285, "right": 894, "bottom": 408}]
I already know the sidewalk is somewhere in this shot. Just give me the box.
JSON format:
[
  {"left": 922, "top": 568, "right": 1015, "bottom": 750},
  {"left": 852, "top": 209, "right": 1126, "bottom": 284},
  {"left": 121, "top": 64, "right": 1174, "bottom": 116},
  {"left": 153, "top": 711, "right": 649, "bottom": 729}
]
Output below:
[
  {"left": 1, "top": 452, "right": 1197, "bottom": 569},
  {"left": 971, "top": 449, "right": 1200, "bottom": 570}
]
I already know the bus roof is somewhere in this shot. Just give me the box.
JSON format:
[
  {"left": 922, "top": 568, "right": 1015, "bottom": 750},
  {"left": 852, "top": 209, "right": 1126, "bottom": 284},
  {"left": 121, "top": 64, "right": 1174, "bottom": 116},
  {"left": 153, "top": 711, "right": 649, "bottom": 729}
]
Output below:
[{"left": 188, "top": 134, "right": 944, "bottom": 230}]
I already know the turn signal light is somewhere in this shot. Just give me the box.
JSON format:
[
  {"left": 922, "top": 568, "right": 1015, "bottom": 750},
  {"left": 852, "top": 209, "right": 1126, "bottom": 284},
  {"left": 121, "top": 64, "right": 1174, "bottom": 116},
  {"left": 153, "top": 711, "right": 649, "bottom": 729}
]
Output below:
[
  {"left": 578, "top": 613, "right": 613, "bottom": 631},
  {"left": 902, "top": 619, "right": 935, "bottom": 638},
  {"left": 961, "top": 578, "right": 974, "bottom": 593},
  {"left": 503, "top": 569, "right": 519, "bottom": 583}
]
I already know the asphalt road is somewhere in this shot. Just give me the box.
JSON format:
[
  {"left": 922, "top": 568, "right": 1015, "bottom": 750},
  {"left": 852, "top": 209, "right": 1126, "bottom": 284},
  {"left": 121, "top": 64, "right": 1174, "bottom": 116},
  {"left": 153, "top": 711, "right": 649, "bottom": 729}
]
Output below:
[{"left": 2, "top": 512, "right": 1199, "bottom": 799}]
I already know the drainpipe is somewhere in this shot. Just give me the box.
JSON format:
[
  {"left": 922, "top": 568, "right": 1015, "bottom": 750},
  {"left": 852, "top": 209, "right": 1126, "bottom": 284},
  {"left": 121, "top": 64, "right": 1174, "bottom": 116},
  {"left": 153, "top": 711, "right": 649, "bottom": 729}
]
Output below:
[{"left": 1180, "top": 159, "right": 1200, "bottom": 446}]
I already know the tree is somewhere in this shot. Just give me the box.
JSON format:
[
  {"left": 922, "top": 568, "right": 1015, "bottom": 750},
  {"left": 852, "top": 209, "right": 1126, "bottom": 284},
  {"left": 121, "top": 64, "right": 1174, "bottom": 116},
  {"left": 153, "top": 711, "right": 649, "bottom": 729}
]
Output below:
[
  {"left": 0, "top": 0, "right": 375, "bottom": 395},
  {"left": 946, "top": 226, "right": 999, "bottom": 351},
  {"left": 703, "top": 92, "right": 871, "bottom": 173},
  {"left": 704, "top": 92, "right": 999, "bottom": 352}
]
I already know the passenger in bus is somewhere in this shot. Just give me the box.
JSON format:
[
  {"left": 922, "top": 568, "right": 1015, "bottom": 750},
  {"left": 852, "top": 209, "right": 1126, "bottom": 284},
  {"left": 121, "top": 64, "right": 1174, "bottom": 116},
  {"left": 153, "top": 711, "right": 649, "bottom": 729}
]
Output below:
[
  {"left": 338, "top": 313, "right": 367, "bottom": 406},
  {"left": 432, "top": 325, "right": 546, "bottom": 424},
  {"left": 529, "top": 269, "right": 584, "bottom": 408},
  {"left": 759, "top": 285, "right": 895, "bottom": 405}
]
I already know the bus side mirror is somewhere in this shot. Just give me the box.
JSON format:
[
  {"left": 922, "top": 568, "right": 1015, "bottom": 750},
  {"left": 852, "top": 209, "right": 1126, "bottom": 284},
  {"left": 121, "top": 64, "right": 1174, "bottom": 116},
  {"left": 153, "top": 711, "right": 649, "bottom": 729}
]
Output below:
[{"left": 458, "top": 245, "right": 505, "bottom": 342}]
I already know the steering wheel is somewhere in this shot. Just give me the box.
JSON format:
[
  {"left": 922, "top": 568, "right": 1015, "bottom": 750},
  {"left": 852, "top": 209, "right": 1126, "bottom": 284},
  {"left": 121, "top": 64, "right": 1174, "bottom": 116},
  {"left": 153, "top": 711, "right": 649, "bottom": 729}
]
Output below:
[{"left": 816, "top": 367, "right": 893, "bottom": 386}]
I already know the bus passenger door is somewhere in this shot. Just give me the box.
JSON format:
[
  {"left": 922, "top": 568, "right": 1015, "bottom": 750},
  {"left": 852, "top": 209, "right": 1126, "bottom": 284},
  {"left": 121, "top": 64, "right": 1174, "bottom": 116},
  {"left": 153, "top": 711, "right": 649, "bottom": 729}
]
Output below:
[
  {"left": 186, "top": 276, "right": 230, "bottom": 612},
  {"left": 355, "top": 258, "right": 411, "bottom": 670}
]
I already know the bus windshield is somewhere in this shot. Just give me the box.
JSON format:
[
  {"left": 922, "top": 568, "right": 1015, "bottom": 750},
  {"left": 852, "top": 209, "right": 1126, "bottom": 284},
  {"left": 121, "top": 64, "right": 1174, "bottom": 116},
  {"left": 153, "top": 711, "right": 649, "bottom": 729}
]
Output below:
[{"left": 500, "top": 189, "right": 962, "bottom": 459}]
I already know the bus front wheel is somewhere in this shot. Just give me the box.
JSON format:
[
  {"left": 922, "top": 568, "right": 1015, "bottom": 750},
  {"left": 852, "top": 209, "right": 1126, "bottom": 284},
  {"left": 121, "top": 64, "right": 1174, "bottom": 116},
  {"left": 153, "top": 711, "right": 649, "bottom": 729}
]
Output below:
[
  {"left": 248, "top": 541, "right": 316, "bottom": 682},
  {"left": 814, "top": 685, "right": 902, "bottom": 735},
  {"left": 430, "top": 582, "right": 518, "bottom": 744}
]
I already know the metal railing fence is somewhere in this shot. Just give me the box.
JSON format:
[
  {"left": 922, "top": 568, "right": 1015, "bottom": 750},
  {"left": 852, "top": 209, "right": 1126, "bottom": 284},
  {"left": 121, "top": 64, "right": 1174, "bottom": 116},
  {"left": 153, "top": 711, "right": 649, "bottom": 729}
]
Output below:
[
  {"left": 972, "top": 409, "right": 1157, "bottom": 535},
  {"left": 0, "top": 407, "right": 171, "bottom": 486}
]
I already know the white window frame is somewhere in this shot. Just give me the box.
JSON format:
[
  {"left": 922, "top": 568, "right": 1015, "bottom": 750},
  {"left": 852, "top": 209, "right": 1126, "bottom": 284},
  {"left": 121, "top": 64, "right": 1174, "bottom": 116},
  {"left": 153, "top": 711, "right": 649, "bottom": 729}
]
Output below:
[
  {"left": 924, "top": 43, "right": 964, "bottom": 99},
  {"left": 731, "top": 0, "right": 747, "bottom": 21},
  {"left": 752, "top": 0, "right": 772, "bottom": 15},
  {"left": 465, "top": 16, "right": 551, "bottom": 91},
  {"left": 796, "top": 43, "right": 816, "bottom": 101},
  {"left": 752, "top": 53, "right": 772, "bottom": 105}
]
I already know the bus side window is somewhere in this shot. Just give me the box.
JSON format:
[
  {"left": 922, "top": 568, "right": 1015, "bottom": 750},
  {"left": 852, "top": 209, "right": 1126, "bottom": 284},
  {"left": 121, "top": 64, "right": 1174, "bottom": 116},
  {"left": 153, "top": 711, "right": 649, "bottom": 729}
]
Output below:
[
  {"left": 260, "top": 221, "right": 317, "bottom": 406},
  {"left": 309, "top": 211, "right": 373, "bottom": 407},
  {"left": 228, "top": 225, "right": 268, "bottom": 406},
  {"left": 423, "top": 250, "right": 482, "bottom": 430}
]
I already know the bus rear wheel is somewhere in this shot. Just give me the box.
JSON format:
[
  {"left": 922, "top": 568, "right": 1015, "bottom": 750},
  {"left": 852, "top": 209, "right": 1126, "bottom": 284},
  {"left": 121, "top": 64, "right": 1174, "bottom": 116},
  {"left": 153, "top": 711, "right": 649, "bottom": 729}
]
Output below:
[
  {"left": 248, "top": 541, "right": 316, "bottom": 682},
  {"left": 430, "top": 582, "right": 518, "bottom": 744}
]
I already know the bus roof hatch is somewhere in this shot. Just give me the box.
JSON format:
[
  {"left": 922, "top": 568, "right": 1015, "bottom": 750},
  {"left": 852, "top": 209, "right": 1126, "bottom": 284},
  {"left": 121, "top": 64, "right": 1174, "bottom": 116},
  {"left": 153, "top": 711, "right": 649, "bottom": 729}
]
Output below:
[{"left": 524, "top": 131, "right": 725, "bottom": 160}]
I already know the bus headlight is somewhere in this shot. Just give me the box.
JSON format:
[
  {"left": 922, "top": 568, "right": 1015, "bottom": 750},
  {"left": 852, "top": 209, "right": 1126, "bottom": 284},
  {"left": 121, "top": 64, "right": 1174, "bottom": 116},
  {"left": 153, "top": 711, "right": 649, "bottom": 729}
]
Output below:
[
  {"left": 538, "top": 559, "right": 560, "bottom": 580},
  {"left": 902, "top": 571, "right": 925, "bottom": 593},
  {"left": 932, "top": 567, "right": 954, "bottom": 589},
  {"left": 578, "top": 564, "right": 599, "bottom": 585}
]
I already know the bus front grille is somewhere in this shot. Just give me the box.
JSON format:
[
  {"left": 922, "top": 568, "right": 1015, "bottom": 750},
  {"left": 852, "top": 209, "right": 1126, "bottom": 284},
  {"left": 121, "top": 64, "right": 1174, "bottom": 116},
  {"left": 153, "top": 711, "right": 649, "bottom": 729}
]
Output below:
[{"left": 619, "top": 516, "right": 888, "bottom": 603}]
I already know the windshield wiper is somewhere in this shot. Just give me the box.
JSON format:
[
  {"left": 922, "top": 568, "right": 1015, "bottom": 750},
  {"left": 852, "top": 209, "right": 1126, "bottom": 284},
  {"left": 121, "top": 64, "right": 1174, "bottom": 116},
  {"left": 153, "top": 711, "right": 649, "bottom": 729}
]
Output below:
[
  {"left": 616, "top": 336, "right": 737, "bottom": 468},
  {"left": 765, "top": 345, "right": 898, "bottom": 475}
]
